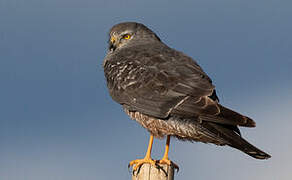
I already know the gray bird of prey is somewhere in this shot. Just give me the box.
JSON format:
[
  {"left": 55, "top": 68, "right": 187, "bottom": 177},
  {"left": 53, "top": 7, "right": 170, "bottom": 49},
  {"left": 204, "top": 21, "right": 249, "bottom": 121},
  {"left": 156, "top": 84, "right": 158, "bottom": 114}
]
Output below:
[{"left": 103, "top": 22, "right": 271, "bottom": 171}]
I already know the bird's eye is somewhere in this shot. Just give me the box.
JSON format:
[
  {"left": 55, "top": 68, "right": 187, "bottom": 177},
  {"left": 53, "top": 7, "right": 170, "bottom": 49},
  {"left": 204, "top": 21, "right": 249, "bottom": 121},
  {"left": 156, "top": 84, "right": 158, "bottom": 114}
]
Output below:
[{"left": 123, "top": 34, "right": 131, "bottom": 39}]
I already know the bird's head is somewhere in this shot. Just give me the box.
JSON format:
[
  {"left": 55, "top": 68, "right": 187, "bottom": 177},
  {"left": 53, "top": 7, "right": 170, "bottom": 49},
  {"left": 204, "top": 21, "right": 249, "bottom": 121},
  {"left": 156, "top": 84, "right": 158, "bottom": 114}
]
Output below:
[{"left": 108, "top": 22, "right": 161, "bottom": 52}]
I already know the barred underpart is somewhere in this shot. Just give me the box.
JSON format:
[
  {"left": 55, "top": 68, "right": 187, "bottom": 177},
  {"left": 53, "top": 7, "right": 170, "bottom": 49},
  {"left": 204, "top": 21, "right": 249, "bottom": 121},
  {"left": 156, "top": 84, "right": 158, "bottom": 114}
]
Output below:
[{"left": 124, "top": 108, "right": 227, "bottom": 145}]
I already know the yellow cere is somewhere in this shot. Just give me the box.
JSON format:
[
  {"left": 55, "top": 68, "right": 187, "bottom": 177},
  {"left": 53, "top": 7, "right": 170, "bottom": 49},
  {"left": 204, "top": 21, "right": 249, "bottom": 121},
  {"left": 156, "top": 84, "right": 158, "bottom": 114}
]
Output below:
[{"left": 110, "top": 36, "right": 116, "bottom": 43}]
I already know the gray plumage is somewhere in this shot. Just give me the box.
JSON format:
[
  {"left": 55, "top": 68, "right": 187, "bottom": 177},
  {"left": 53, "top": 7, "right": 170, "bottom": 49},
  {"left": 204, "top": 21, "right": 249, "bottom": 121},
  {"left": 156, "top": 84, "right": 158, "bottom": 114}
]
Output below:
[{"left": 103, "top": 22, "right": 271, "bottom": 159}]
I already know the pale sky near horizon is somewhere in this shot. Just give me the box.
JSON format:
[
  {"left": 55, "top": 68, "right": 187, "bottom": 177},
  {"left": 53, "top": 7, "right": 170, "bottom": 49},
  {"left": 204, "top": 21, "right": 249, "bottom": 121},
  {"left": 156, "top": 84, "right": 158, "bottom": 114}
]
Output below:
[{"left": 1, "top": 0, "right": 292, "bottom": 179}]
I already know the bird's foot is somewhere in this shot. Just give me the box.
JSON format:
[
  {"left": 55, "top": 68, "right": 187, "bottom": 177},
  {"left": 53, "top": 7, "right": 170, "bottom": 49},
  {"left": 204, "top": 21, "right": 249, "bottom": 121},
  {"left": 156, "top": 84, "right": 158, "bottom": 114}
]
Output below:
[
  {"left": 128, "top": 157, "right": 157, "bottom": 173},
  {"left": 158, "top": 157, "right": 179, "bottom": 172}
]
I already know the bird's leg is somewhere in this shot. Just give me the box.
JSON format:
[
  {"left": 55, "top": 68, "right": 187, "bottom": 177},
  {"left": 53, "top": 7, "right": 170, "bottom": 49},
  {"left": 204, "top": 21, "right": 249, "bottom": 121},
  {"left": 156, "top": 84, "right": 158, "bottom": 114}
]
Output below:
[
  {"left": 128, "top": 135, "right": 157, "bottom": 172},
  {"left": 158, "top": 135, "right": 179, "bottom": 170}
]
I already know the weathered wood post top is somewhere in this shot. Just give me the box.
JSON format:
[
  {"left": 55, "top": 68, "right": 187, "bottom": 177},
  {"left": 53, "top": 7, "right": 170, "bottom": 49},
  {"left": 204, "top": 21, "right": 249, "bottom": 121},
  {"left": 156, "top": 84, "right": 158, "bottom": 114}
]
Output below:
[{"left": 132, "top": 163, "right": 175, "bottom": 180}]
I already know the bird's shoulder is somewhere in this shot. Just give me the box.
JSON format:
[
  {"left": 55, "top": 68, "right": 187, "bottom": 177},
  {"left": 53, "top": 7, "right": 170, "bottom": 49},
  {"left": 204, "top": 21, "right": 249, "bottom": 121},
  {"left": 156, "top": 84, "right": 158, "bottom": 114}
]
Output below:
[{"left": 104, "top": 43, "right": 213, "bottom": 86}]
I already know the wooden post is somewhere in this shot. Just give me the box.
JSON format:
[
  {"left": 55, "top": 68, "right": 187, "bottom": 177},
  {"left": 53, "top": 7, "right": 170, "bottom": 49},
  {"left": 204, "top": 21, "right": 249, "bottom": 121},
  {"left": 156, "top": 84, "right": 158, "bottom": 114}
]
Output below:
[{"left": 132, "top": 163, "right": 175, "bottom": 180}]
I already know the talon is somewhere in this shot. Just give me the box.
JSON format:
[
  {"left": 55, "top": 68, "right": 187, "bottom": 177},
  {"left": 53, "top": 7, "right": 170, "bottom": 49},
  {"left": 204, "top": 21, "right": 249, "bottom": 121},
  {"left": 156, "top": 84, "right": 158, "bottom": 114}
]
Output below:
[
  {"left": 129, "top": 158, "right": 157, "bottom": 173},
  {"left": 158, "top": 158, "right": 179, "bottom": 172}
]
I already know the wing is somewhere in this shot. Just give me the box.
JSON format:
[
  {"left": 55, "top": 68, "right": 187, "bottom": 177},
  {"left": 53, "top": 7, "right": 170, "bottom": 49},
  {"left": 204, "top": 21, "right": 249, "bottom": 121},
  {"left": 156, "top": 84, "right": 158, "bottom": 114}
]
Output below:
[{"left": 104, "top": 45, "right": 255, "bottom": 127}]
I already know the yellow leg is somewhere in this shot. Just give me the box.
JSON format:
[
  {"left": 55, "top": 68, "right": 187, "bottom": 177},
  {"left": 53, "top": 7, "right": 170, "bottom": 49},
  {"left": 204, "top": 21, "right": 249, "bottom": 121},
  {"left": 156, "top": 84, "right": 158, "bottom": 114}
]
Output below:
[
  {"left": 128, "top": 135, "right": 157, "bottom": 172},
  {"left": 159, "top": 135, "right": 179, "bottom": 170}
]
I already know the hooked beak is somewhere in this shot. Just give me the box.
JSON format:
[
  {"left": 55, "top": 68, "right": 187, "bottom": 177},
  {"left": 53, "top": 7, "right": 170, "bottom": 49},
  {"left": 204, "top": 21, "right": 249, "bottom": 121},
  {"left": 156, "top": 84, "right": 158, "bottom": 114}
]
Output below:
[{"left": 109, "top": 36, "right": 117, "bottom": 52}]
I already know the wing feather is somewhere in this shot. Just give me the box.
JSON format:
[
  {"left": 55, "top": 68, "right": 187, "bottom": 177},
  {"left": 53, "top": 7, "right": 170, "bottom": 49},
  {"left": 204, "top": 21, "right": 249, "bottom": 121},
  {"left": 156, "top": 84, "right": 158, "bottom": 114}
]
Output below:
[{"left": 104, "top": 45, "right": 255, "bottom": 128}]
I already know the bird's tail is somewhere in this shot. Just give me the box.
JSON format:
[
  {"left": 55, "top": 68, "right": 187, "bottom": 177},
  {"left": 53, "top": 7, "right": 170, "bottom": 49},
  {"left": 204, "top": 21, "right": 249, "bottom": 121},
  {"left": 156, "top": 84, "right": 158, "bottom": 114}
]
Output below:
[
  {"left": 206, "top": 122, "right": 271, "bottom": 159},
  {"left": 228, "top": 134, "right": 271, "bottom": 159}
]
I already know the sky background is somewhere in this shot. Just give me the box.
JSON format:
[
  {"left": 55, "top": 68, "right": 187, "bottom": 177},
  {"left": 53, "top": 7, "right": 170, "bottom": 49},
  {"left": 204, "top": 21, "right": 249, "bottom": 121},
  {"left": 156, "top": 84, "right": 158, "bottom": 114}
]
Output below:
[{"left": 1, "top": 0, "right": 292, "bottom": 179}]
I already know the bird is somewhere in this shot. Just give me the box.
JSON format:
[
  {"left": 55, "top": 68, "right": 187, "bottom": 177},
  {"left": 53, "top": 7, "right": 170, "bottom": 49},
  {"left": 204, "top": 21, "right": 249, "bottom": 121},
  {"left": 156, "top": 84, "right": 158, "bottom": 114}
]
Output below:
[{"left": 103, "top": 22, "right": 271, "bottom": 172}]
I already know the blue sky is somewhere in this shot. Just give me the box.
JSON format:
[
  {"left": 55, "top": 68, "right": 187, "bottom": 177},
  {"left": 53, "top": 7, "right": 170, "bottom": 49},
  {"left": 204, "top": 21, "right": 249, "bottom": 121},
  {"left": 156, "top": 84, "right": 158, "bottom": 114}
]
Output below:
[{"left": 1, "top": 0, "right": 291, "bottom": 179}]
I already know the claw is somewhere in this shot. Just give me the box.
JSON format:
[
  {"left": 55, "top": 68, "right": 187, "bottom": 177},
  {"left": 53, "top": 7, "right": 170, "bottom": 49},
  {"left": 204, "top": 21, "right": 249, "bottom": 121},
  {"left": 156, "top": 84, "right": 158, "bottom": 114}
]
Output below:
[
  {"left": 158, "top": 158, "right": 179, "bottom": 173},
  {"left": 128, "top": 158, "right": 157, "bottom": 174}
]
